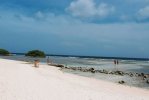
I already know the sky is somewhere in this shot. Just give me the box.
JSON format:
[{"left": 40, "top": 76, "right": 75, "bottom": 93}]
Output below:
[{"left": 0, "top": 0, "right": 149, "bottom": 58}]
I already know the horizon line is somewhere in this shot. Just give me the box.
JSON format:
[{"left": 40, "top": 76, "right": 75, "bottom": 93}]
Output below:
[{"left": 11, "top": 52, "right": 149, "bottom": 61}]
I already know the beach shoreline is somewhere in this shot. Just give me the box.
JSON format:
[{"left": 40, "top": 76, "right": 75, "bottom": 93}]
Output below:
[{"left": 0, "top": 58, "right": 149, "bottom": 100}]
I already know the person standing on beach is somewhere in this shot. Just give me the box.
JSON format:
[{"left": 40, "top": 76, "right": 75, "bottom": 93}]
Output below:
[
  {"left": 47, "top": 56, "right": 50, "bottom": 64},
  {"left": 114, "top": 60, "right": 119, "bottom": 65},
  {"left": 114, "top": 60, "right": 119, "bottom": 71},
  {"left": 114, "top": 60, "right": 117, "bottom": 65},
  {"left": 116, "top": 60, "right": 119, "bottom": 65},
  {"left": 34, "top": 59, "right": 39, "bottom": 67}
]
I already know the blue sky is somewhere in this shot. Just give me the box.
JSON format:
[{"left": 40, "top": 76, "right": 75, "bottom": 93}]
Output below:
[{"left": 0, "top": 0, "right": 149, "bottom": 57}]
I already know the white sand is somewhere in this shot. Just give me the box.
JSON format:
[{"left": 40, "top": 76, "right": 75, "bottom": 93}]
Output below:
[{"left": 0, "top": 58, "right": 149, "bottom": 100}]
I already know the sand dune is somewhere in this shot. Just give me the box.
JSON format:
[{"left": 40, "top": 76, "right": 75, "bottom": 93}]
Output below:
[{"left": 0, "top": 58, "right": 149, "bottom": 100}]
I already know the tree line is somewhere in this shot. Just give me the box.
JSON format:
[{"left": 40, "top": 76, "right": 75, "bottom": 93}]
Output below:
[{"left": 0, "top": 49, "right": 46, "bottom": 58}]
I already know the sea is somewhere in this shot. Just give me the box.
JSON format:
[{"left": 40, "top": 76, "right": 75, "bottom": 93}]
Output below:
[{"left": 0, "top": 55, "right": 149, "bottom": 89}]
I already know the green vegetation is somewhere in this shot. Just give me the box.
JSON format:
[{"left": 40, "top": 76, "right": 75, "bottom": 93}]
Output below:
[
  {"left": 0, "top": 49, "right": 10, "bottom": 56},
  {"left": 25, "top": 50, "right": 46, "bottom": 58}
]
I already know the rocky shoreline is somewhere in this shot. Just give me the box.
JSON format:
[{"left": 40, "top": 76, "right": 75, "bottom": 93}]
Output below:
[{"left": 49, "top": 64, "right": 149, "bottom": 85}]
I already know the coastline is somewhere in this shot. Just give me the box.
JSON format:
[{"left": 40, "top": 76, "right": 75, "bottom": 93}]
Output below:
[{"left": 0, "top": 58, "right": 149, "bottom": 100}]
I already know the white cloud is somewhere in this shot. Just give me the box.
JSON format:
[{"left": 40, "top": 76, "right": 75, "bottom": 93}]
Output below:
[
  {"left": 97, "top": 3, "right": 115, "bottom": 17},
  {"left": 125, "top": 0, "right": 149, "bottom": 3},
  {"left": 66, "top": 0, "right": 115, "bottom": 18},
  {"left": 66, "top": 0, "right": 96, "bottom": 17},
  {"left": 35, "top": 11, "right": 45, "bottom": 19},
  {"left": 137, "top": 6, "right": 149, "bottom": 20}
]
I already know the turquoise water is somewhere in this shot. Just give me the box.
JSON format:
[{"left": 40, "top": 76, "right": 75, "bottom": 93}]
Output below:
[{"left": 1, "top": 55, "right": 149, "bottom": 73}]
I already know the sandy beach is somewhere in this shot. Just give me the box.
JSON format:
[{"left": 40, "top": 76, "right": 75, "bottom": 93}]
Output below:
[{"left": 0, "top": 58, "right": 149, "bottom": 100}]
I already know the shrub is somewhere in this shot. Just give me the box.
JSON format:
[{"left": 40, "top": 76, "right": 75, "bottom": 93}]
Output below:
[
  {"left": 25, "top": 50, "right": 46, "bottom": 58},
  {"left": 0, "top": 49, "right": 10, "bottom": 56}
]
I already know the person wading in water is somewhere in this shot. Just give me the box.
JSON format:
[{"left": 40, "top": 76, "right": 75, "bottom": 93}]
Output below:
[{"left": 114, "top": 60, "right": 119, "bottom": 70}]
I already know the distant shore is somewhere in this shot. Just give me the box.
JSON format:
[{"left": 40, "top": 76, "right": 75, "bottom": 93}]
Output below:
[
  {"left": 0, "top": 58, "right": 149, "bottom": 100},
  {"left": 11, "top": 53, "right": 149, "bottom": 61}
]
